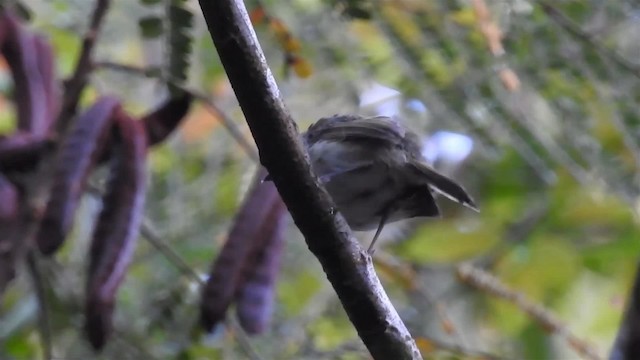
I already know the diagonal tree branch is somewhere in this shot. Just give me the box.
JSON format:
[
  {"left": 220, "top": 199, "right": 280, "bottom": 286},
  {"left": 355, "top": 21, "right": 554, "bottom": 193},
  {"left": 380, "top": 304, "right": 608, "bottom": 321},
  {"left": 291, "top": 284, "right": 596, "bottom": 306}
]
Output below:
[
  {"left": 610, "top": 261, "right": 640, "bottom": 360},
  {"left": 196, "top": 1, "right": 421, "bottom": 359}
]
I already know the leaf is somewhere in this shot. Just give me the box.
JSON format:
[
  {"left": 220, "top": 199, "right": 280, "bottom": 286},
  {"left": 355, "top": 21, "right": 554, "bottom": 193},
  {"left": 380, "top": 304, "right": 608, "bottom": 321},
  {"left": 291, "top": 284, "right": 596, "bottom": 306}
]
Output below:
[
  {"left": 138, "top": 16, "right": 164, "bottom": 39},
  {"left": 415, "top": 337, "right": 436, "bottom": 354},
  {"left": 139, "top": 0, "right": 162, "bottom": 5},
  {"left": 85, "top": 110, "right": 148, "bottom": 350},
  {"left": 167, "top": 1, "right": 193, "bottom": 95},
  {"left": 289, "top": 55, "right": 313, "bottom": 78}
]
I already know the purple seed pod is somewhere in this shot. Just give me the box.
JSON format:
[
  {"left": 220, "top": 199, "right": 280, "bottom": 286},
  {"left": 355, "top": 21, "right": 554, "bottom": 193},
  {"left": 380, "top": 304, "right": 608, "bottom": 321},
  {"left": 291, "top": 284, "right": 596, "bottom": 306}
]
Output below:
[
  {"left": 200, "top": 167, "right": 281, "bottom": 331},
  {"left": 0, "top": 173, "right": 19, "bottom": 296},
  {"left": 141, "top": 92, "right": 193, "bottom": 146},
  {"left": 33, "top": 34, "right": 60, "bottom": 129},
  {"left": 235, "top": 198, "right": 287, "bottom": 334},
  {"left": 1, "top": 13, "right": 50, "bottom": 136},
  {"left": 0, "top": 132, "right": 54, "bottom": 172},
  {"left": 36, "top": 97, "right": 120, "bottom": 255},
  {"left": 85, "top": 111, "right": 147, "bottom": 350}
]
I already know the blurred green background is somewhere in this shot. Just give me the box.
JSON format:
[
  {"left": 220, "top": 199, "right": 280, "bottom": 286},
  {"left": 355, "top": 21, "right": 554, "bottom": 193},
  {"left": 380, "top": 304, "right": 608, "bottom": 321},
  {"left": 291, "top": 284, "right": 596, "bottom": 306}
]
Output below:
[{"left": 1, "top": 0, "right": 640, "bottom": 359}]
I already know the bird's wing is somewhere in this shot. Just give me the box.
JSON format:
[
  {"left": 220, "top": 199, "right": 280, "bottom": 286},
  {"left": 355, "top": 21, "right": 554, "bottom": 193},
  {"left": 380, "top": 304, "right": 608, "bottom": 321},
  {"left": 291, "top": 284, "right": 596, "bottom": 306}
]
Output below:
[
  {"left": 407, "top": 161, "right": 479, "bottom": 212},
  {"left": 304, "top": 115, "right": 406, "bottom": 147},
  {"left": 395, "top": 186, "right": 441, "bottom": 219}
]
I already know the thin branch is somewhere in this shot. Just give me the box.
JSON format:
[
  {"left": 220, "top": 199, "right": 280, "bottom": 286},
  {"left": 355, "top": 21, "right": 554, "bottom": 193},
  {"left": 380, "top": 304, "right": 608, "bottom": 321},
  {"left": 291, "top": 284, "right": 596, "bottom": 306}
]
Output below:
[
  {"left": 139, "top": 220, "right": 265, "bottom": 360},
  {"left": 26, "top": 251, "right": 52, "bottom": 360},
  {"left": 610, "top": 260, "right": 640, "bottom": 360},
  {"left": 57, "top": 0, "right": 112, "bottom": 130},
  {"left": 197, "top": 0, "right": 421, "bottom": 359},
  {"left": 537, "top": 1, "right": 640, "bottom": 80},
  {"left": 419, "top": 335, "right": 508, "bottom": 360},
  {"left": 456, "top": 263, "right": 602, "bottom": 360},
  {"left": 93, "top": 61, "right": 260, "bottom": 162},
  {"left": 139, "top": 220, "right": 203, "bottom": 284}
]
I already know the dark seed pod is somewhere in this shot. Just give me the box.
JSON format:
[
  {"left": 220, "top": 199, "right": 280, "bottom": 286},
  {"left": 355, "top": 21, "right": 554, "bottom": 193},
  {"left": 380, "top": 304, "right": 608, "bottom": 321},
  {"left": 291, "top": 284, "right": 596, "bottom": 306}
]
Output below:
[
  {"left": 85, "top": 111, "right": 147, "bottom": 350},
  {"left": 141, "top": 92, "right": 193, "bottom": 146},
  {"left": 1, "top": 12, "right": 50, "bottom": 136},
  {"left": 0, "top": 132, "right": 54, "bottom": 172},
  {"left": 0, "top": 173, "right": 19, "bottom": 296},
  {"left": 33, "top": 34, "right": 59, "bottom": 128},
  {"left": 235, "top": 198, "right": 287, "bottom": 334},
  {"left": 36, "top": 97, "right": 119, "bottom": 255},
  {"left": 200, "top": 167, "right": 281, "bottom": 331}
]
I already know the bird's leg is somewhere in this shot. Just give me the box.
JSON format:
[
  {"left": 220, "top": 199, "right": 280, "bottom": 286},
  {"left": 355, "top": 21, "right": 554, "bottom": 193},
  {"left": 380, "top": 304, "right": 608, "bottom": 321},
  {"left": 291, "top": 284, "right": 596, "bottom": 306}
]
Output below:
[{"left": 367, "top": 207, "right": 392, "bottom": 255}]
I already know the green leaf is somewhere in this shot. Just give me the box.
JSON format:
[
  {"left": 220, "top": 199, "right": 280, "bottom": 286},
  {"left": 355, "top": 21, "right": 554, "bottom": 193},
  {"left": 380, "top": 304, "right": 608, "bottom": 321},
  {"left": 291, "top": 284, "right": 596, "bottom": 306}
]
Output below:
[
  {"left": 277, "top": 270, "right": 322, "bottom": 316},
  {"left": 140, "top": 0, "right": 163, "bottom": 5},
  {"left": 167, "top": 1, "right": 194, "bottom": 95},
  {"left": 139, "top": 16, "right": 164, "bottom": 39}
]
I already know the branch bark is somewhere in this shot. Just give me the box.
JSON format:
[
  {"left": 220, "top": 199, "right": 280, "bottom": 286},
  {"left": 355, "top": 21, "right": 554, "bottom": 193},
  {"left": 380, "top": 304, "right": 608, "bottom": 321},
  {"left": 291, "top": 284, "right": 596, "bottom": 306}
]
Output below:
[
  {"left": 196, "top": 1, "right": 421, "bottom": 359},
  {"left": 610, "top": 261, "right": 640, "bottom": 360}
]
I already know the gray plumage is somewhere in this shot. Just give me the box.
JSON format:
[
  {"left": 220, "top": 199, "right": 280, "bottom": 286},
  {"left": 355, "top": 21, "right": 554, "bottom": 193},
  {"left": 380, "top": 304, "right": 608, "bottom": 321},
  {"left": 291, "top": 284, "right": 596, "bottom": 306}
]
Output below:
[{"left": 303, "top": 114, "right": 478, "bottom": 252}]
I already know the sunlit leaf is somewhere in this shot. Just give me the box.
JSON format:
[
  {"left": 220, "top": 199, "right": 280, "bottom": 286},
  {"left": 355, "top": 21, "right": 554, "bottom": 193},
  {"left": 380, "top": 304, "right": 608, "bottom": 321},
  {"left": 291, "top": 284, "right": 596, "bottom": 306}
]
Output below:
[{"left": 277, "top": 270, "right": 322, "bottom": 316}]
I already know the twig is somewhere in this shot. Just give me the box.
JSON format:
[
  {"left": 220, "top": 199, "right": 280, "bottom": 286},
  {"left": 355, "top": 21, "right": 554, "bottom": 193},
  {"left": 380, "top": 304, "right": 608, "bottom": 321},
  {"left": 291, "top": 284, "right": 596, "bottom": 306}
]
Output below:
[
  {"left": 94, "top": 61, "right": 260, "bottom": 162},
  {"left": 419, "top": 335, "right": 508, "bottom": 360},
  {"left": 456, "top": 263, "right": 602, "bottom": 360},
  {"left": 373, "top": 253, "right": 466, "bottom": 348},
  {"left": 26, "top": 251, "right": 52, "bottom": 360},
  {"left": 537, "top": 1, "right": 640, "bottom": 80},
  {"left": 57, "top": 0, "right": 112, "bottom": 130},
  {"left": 139, "top": 219, "right": 265, "bottom": 360},
  {"left": 139, "top": 220, "right": 203, "bottom": 285}
]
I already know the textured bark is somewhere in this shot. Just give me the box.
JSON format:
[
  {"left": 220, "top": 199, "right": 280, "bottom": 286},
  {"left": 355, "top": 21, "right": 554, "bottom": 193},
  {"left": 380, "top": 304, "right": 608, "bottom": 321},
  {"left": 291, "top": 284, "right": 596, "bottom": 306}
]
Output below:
[
  {"left": 611, "top": 261, "right": 640, "bottom": 360},
  {"left": 197, "top": 1, "right": 422, "bottom": 358}
]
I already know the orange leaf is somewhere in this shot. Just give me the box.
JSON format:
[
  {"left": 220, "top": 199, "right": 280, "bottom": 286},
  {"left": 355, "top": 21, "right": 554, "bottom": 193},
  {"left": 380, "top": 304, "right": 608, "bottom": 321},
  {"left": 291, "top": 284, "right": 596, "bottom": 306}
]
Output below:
[
  {"left": 290, "top": 56, "right": 313, "bottom": 78},
  {"left": 415, "top": 337, "right": 436, "bottom": 354},
  {"left": 249, "top": 6, "right": 267, "bottom": 24}
]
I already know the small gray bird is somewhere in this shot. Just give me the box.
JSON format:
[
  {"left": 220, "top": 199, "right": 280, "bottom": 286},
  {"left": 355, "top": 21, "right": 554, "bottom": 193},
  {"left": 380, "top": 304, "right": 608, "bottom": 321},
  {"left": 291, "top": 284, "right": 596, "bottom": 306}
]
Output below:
[{"left": 302, "top": 114, "right": 478, "bottom": 253}]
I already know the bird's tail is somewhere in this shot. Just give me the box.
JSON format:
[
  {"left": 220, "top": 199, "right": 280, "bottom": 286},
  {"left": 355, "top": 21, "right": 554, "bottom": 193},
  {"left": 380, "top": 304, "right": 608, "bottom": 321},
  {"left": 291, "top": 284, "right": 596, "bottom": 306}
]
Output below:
[{"left": 407, "top": 161, "right": 479, "bottom": 212}]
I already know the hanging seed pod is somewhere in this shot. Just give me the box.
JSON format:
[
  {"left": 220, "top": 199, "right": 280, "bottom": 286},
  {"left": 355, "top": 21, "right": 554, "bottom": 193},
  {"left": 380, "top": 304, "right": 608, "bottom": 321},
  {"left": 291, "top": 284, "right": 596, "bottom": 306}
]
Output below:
[
  {"left": 235, "top": 197, "right": 287, "bottom": 334},
  {"left": 36, "top": 97, "right": 119, "bottom": 255},
  {"left": 1, "top": 12, "right": 50, "bottom": 136},
  {"left": 0, "top": 132, "right": 54, "bottom": 172},
  {"left": 0, "top": 173, "right": 19, "bottom": 296},
  {"left": 200, "top": 167, "right": 280, "bottom": 331},
  {"left": 33, "top": 34, "right": 60, "bottom": 126},
  {"left": 85, "top": 111, "right": 147, "bottom": 350},
  {"left": 141, "top": 91, "right": 193, "bottom": 146}
]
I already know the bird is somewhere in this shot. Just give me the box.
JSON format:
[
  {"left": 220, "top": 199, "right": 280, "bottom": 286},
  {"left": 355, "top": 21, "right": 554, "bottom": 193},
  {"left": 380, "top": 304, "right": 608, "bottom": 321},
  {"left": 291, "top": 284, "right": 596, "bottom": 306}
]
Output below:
[{"left": 302, "top": 114, "right": 478, "bottom": 253}]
